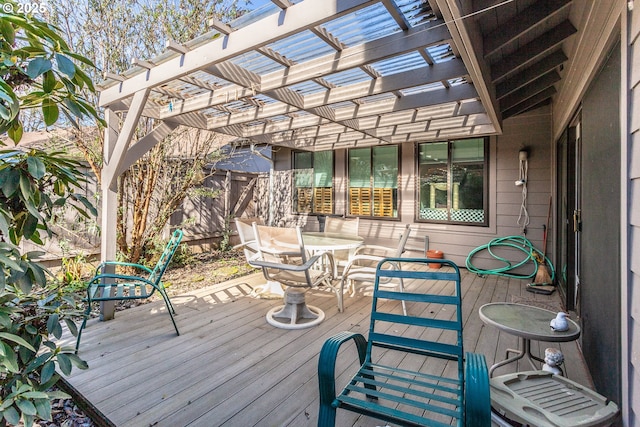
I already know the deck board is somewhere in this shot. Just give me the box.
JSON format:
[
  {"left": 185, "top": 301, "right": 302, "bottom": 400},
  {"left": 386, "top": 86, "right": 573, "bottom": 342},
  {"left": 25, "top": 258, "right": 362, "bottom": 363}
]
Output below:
[{"left": 60, "top": 269, "right": 592, "bottom": 426}]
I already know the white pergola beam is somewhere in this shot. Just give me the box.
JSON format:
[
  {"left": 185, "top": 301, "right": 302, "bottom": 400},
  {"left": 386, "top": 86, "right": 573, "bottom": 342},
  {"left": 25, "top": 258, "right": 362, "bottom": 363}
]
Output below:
[
  {"left": 303, "top": 59, "right": 466, "bottom": 109},
  {"left": 114, "top": 121, "right": 179, "bottom": 178},
  {"left": 102, "top": 89, "right": 150, "bottom": 187},
  {"left": 433, "top": 0, "right": 502, "bottom": 133},
  {"left": 158, "top": 21, "right": 450, "bottom": 121},
  {"left": 99, "top": 0, "right": 374, "bottom": 107}
]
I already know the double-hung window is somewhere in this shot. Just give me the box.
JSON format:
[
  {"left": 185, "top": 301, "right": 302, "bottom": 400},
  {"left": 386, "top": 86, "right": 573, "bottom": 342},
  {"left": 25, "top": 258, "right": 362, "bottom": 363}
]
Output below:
[
  {"left": 348, "top": 145, "right": 399, "bottom": 218},
  {"left": 293, "top": 150, "right": 333, "bottom": 214},
  {"left": 418, "top": 137, "right": 487, "bottom": 225}
]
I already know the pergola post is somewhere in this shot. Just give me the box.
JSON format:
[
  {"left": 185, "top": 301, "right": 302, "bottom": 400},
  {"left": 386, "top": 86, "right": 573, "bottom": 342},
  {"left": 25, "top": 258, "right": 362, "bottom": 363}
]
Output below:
[
  {"left": 99, "top": 108, "right": 119, "bottom": 320},
  {"left": 99, "top": 90, "right": 151, "bottom": 319}
]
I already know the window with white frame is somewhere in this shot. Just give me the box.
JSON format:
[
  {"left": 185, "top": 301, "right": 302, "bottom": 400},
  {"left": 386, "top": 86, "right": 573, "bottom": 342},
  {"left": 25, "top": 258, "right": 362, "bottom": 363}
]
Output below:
[
  {"left": 418, "top": 138, "right": 487, "bottom": 225},
  {"left": 348, "top": 145, "right": 398, "bottom": 218},
  {"left": 293, "top": 150, "right": 333, "bottom": 214}
]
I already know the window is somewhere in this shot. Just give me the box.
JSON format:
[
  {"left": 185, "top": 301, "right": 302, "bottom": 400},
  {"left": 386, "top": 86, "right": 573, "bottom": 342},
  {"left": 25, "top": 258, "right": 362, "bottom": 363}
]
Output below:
[
  {"left": 418, "top": 138, "right": 487, "bottom": 225},
  {"left": 293, "top": 150, "right": 333, "bottom": 214},
  {"left": 348, "top": 145, "right": 398, "bottom": 218}
]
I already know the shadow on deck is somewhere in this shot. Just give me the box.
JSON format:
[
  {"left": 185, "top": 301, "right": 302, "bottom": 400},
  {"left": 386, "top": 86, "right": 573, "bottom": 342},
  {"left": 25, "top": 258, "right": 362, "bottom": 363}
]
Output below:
[{"left": 59, "top": 269, "right": 591, "bottom": 426}]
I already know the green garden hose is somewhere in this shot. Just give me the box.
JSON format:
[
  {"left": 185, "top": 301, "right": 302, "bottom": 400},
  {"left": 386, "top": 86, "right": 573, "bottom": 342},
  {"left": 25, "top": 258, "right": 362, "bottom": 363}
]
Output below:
[{"left": 466, "top": 235, "right": 555, "bottom": 281}]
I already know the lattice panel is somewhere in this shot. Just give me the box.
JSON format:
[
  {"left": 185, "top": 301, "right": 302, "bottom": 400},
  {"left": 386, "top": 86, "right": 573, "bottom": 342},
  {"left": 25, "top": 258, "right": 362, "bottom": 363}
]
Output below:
[
  {"left": 451, "top": 209, "right": 484, "bottom": 223},
  {"left": 349, "top": 188, "right": 372, "bottom": 216},
  {"left": 373, "top": 188, "right": 394, "bottom": 217},
  {"left": 420, "top": 208, "right": 484, "bottom": 223},
  {"left": 314, "top": 187, "right": 333, "bottom": 214}
]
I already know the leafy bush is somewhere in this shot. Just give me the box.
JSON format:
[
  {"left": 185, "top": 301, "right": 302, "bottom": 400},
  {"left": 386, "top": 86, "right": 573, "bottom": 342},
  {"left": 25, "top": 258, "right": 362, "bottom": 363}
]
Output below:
[{"left": 0, "top": 150, "right": 96, "bottom": 427}]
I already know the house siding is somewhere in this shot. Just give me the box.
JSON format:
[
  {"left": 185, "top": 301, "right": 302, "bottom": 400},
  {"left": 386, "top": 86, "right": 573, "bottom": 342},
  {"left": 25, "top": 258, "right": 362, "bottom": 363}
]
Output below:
[
  {"left": 629, "top": 2, "right": 640, "bottom": 424},
  {"left": 269, "top": 106, "right": 553, "bottom": 269}
]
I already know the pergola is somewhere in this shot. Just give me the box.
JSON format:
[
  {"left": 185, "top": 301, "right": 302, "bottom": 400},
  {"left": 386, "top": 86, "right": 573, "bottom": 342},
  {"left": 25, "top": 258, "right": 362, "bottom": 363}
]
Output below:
[{"left": 96, "top": 0, "right": 576, "bottom": 318}]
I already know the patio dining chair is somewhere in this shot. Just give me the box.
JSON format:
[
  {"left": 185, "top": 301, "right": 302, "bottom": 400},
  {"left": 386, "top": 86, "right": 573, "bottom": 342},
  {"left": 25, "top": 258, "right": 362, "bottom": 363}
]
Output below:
[
  {"left": 234, "top": 217, "right": 284, "bottom": 298},
  {"left": 75, "top": 229, "right": 183, "bottom": 353},
  {"left": 323, "top": 216, "right": 360, "bottom": 269},
  {"left": 250, "top": 223, "right": 337, "bottom": 328},
  {"left": 340, "top": 224, "right": 411, "bottom": 314}
]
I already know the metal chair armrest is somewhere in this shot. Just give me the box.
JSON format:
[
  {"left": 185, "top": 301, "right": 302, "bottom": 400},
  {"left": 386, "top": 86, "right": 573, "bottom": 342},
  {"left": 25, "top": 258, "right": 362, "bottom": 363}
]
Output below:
[
  {"left": 464, "top": 352, "right": 491, "bottom": 427},
  {"left": 94, "top": 261, "right": 153, "bottom": 276},
  {"left": 318, "top": 331, "right": 368, "bottom": 412},
  {"left": 249, "top": 250, "right": 333, "bottom": 273},
  {"left": 353, "top": 244, "right": 396, "bottom": 257}
]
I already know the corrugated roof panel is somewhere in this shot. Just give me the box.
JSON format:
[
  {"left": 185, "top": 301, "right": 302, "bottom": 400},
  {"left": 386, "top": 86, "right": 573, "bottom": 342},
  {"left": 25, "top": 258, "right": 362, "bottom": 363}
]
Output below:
[
  {"left": 400, "top": 81, "right": 443, "bottom": 96},
  {"left": 321, "top": 68, "right": 371, "bottom": 87},
  {"left": 395, "top": 0, "right": 437, "bottom": 27},
  {"left": 321, "top": 3, "right": 400, "bottom": 47},
  {"left": 225, "top": 99, "right": 259, "bottom": 113},
  {"left": 189, "top": 71, "right": 234, "bottom": 89},
  {"left": 357, "top": 92, "right": 398, "bottom": 104},
  {"left": 229, "top": 51, "right": 285, "bottom": 74},
  {"left": 369, "top": 51, "right": 427, "bottom": 76},
  {"left": 427, "top": 43, "right": 455, "bottom": 63},
  {"left": 252, "top": 94, "right": 279, "bottom": 104},
  {"left": 327, "top": 101, "right": 357, "bottom": 110},
  {"left": 287, "top": 81, "right": 327, "bottom": 95},
  {"left": 267, "top": 30, "right": 336, "bottom": 63},
  {"left": 448, "top": 77, "right": 467, "bottom": 86},
  {"left": 201, "top": 107, "right": 229, "bottom": 118}
]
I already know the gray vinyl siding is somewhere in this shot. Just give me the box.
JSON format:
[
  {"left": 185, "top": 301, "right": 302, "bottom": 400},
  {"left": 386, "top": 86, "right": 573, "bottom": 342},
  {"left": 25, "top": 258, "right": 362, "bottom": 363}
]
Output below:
[
  {"left": 628, "top": 4, "right": 640, "bottom": 425},
  {"left": 277, "top": 106, "right": 554, "bottom": 267}
]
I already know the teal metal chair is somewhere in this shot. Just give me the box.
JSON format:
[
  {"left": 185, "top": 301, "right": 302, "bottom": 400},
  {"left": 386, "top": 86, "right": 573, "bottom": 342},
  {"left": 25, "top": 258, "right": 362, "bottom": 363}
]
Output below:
[
  {"left": 75, "top": 229, "right": 183, "bottom": 353},
  {"left": 317, "top": 258, "right": 491, "bottom": 427}
]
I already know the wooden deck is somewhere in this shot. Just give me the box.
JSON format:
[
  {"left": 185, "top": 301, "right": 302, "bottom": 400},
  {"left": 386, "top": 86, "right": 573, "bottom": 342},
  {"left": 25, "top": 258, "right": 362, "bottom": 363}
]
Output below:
[{"left": 60, "top": 269, "right": 592, "bottom": 427}]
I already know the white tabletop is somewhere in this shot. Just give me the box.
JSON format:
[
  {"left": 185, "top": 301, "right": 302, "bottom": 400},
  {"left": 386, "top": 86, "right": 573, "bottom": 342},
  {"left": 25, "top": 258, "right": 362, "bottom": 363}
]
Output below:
[
  {"left": 479, "top": 302, "right": 580, "bottom": 342},
  {"left": 301, "top": 232, "right": 364, "bottom": 251}
]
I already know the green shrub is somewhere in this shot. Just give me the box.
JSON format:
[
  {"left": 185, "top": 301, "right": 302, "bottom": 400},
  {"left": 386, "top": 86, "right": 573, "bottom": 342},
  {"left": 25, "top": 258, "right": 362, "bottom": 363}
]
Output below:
[{"left": 0, "top": 150, "right": 95, "bottom": 427}]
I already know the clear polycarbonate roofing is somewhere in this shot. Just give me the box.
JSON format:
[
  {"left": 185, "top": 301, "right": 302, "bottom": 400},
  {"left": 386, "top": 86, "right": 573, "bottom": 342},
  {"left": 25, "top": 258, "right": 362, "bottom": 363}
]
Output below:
[{"left": 99, "top": 0, "right": 496, "bottom": 151}]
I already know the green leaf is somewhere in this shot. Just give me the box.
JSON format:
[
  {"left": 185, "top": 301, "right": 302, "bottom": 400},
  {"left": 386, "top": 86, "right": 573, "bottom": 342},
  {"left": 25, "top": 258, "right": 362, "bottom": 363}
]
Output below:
[
  {"left": 26, "top": 57, "right": 52, "bottom": 79},
  {"left": 7, "top": 120, "right": 23, "bottom": 143},
  {"left": 62, "top": 98, "right": 84, "bottom": 118},
  {"left": 55, "top": 53, "right": 76, "bottom": 79},
  {"left": 34, "top": 399, "right": 52, "bottom": 421},
  {"left": 64, "top": 318, "right": 78, "bottom": 337},
  {"left": 0, "top": 342, "right": 19, "bottom": 373},
  {"left": 21, "top": 392, "right": 49, "bottom": 400},
  {"left": 2, "top": 406, "right": 20, "bottom": 425},
  {"left": 24, "top": 352, "right": 51, "bottom": 374},
  {"left": 65, "top": 352, "right": 88, "bottom": 370},
  {"left": 19, "top": 172, "right": 33, "bottom": 202},
  {"left": 62, "top": 51, "right": 95, "bottom": 67},
  {"left": 0, "top": 19, "right": 15, "bottom": 45},
  {"left": 40, "top": 360, "right": 55, "bottom": 383},
  {"left": 0, "top": 80, "right": 19, "bottom": 121},
  {"left": 16, "top": 399, "right": 37, "bottom": 416},
  {"left": 42, "top": 98, "right": 59, "bottom": 126},
  {"left": 2, "top": 168, "right": 20, "bottom": 197},
  {"left": 0, "top": 332, "right": 36, "bottom": 352},
  {"left": 42, "top": 70, "right": 56, "bottom": 93},
  {"left": 56, "top": 352, "right": 72, "bottom": 375},
  {"left": 26, "top": 156, "right": 46, "bottom": 179},
  {"left": 21, "top": 214, "right": 38, "bottom": 240},
  {"left": 46, "top": 313, "right": 62, "bottom": 339}
]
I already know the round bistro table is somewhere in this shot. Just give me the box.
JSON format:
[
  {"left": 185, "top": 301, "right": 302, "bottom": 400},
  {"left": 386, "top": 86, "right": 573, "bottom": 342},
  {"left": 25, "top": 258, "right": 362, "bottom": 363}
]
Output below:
[{"left": 479, "top": 302, "right": 581, "bottom": 377}]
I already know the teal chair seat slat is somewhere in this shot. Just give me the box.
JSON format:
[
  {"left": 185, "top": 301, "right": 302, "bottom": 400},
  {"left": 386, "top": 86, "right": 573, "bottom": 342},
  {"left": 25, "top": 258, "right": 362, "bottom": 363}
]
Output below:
[
  {"left": 369, "top": 332, "right": 464, "bottom": 359},
  {"left": 318, "top": 258, "right": 491, "bottom": 427},
  {"left": 375, "top": 289, "right": 460, "bottom": 306},
  {"left": 75, "top": 229, "right": 183, "bottom": 353},
  {"left": 371, "top": 311, "right": 462, "bottom": 331}
]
